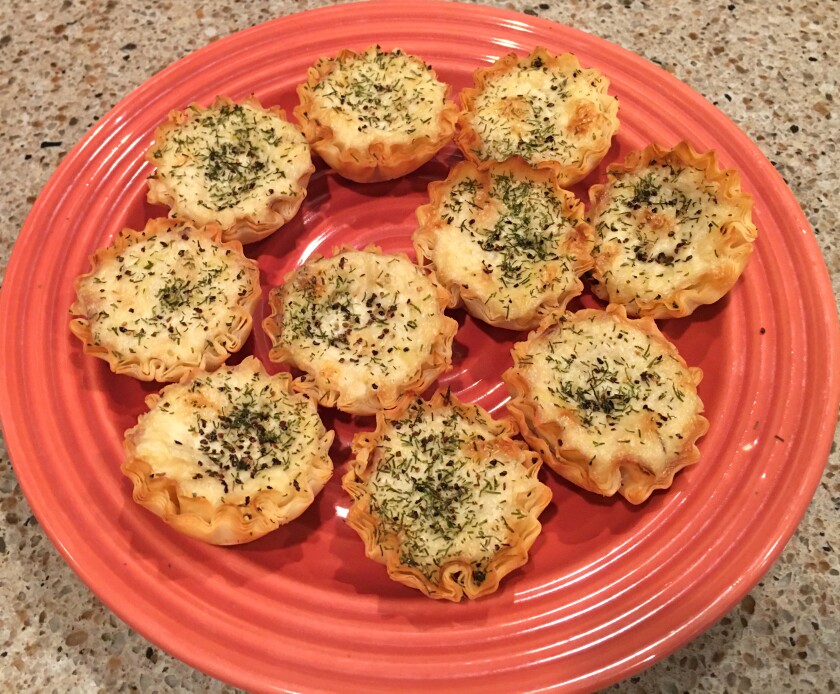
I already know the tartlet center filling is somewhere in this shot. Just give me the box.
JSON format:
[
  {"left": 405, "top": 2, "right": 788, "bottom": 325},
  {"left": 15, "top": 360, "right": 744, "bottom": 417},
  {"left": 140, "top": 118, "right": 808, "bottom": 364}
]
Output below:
[
  {"left": 146, "top": 370, "right": 323, "bottom": 502},
  {"left": 313, "top": 47, "right": 445, "bottom": 137},
  {"left": 594, "top": 161, "right": 736, "bottom": 297},
  {"left": 154, "top": 103, "right": 302, "bottom": 212},
  {"left": 366, "top": 404, "right": 515, "bottom": 580},
  {"left": 442, "top": 172, "right": 575, "bottom": 291},
  {"left": 522, "top": 317, "right": 695, "bottom": 464},
  {"left": 279, "top": 255, "right": 434, "bottom": 377},
  {"left": 472, "top": 59, "right": 578, "bottom": 163},
  {"left": 88, "top": 234, "right": 252, "bottom": 359}
]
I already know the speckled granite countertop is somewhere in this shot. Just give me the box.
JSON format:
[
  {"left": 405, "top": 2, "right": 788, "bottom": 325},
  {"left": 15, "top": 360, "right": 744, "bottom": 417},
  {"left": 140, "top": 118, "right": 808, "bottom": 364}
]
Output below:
[{"left": 0, "top": 0, "right": 837, "bottom": 691}]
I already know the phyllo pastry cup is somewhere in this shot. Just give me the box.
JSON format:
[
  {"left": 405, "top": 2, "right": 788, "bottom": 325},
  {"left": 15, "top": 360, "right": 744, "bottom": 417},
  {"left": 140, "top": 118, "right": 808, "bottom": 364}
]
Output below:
[
  {"left": 589, "top": 141, "right": 758, "bottom": 318},
  {"left": 414, "top": 158, "right": 595, "bottom": 330},
  {"left": 263, "top": 246, "right": 457, "bottom": 416},
  {"left": 342, "top": 390, "right": 552, "bottom": 601},
  {"left": 504, "top": 305, "right": 708, "bottom": 504},
  {"left": 456, "top": 47, "right": 619, "bottom": 187},
  {"left": 294, "top": 45, "right": 458, "bottom": 183},
  {"left": 122, "top": 356, "right": 334, "bottom": 545},
  {"left": 147, "top": 96, "right": 314, "bottom": 244},
  {"left": 69, "top": 218, "right": 260, "bottom": 382}
]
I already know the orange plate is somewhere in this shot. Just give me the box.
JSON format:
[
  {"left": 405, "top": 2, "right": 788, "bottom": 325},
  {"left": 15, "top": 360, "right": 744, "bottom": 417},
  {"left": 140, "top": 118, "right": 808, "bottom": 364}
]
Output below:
[{"left": 1, "top": 2, "right": 838, "bottom": 691}]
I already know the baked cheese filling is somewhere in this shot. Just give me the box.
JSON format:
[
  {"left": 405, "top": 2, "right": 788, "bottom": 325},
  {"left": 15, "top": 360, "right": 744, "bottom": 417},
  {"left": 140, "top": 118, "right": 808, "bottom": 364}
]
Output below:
[
  {"left": 149, "top": 101, "right": 311, "bottom": 227},
  {"left": 308, "top": 46, "right": 448, "bottom": 146},
  {"left": 80, "top": 224, "right": 257, "bottom": 364},
  {"left": 360, "top": 399, "right": 536, "bottom": 581},
  {"left": 468, "top": 54, "right": 613, "bottom": 167},
  {"left": 514, "top": 312, "right": 703, "bottom": 476},
  {"left": 423, "top": 163, "right": 590, "bottom": 322},
  {"left": 272, "top": 250, "right": 449, "bottom": 405},
  {"left": 592, "top": 160, "right": 744, "bottom": 306},
  {"left": 132, "top": 361, "right": 330, "bottom": 505}
]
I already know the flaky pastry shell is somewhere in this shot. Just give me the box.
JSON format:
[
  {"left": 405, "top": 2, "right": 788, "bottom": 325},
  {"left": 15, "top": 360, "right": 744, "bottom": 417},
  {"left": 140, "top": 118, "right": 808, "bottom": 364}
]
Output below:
[
  {"left": 414, "top": 158, "right": 595, "bottom": 330},
  {"left": 589, "top": 141, "right": 758, "bottom": 318},
  {"left": 263, "top": 245, "right": 457, "bottom": 415},
  {"left": 504, "top": 305, "right": 708, "bottom": 504},
  {"left": 147, "top": 96, "right": 314, "bottom": 244},
  {"left": 294, "top": 46, "right": 458, "bottom": 183},
  {"left": 69, "top": 217, "right": 260, "bottom": 383},
  {"left": 343, "top": 390, "right": 552, "bottom": 601},
  {"left": 122, "top": 356, "right": 334, "bottom": 545},
  {"left": 456, "top": 47, "right": 619, "bottom": 187}
]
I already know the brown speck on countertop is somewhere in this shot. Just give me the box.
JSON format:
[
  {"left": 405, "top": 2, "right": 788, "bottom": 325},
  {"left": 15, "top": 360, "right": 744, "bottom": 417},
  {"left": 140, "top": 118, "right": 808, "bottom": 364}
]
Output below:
[{"left": 0, "top": 0, "right": 838, "bottom": 692}]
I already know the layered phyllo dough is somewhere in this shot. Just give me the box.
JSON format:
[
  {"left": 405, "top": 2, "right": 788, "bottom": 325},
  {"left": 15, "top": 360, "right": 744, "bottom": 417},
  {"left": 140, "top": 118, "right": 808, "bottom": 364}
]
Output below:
[
  {"left": 456, "top": 47, "right": 619, "bottom": 186},
  {"left": 122, "top": 357, "right": 334, "bottom": 545},
  {"left": 504, "top": 306, "right": 708, "bottom": 504},
  {"left": 147, "top": 96, "right": 314, "bottom": 244},
  {"left": 343, "top": 391, "right": 552, "bottom": 601},
  {"left": 294, "top": 45, "right": 458, "bottom": 182},
  {"left": 69, "top": 218, "right": 260, "bottom": 382},
  {"left": 589, "top": 142, "right": 757, "bottom": 318},
  {"left": 414, "top": 159, "right": 595, "bottom": 330},
  {"left": 263, "top": 247, "right": 457, "bottom": 415}
]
